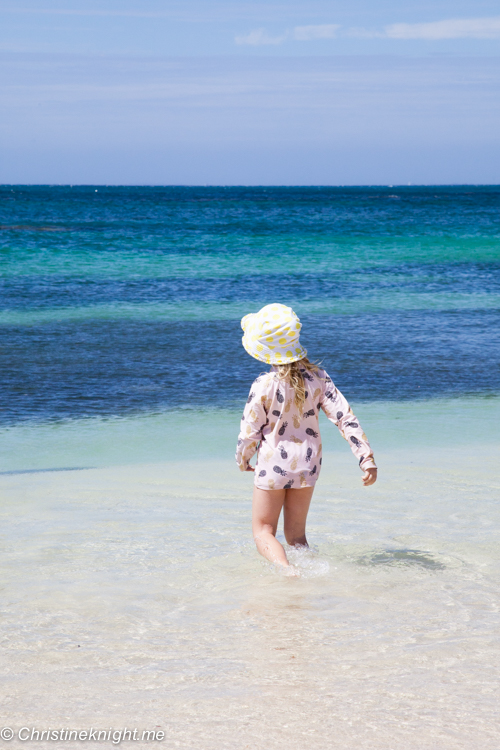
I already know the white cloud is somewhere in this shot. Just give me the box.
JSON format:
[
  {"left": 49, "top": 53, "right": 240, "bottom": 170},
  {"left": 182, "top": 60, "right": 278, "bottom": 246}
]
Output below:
[
  {"left": 235, "top": 16, "right": 500, "bottom": 46},
  {"left": 385, "top": 17, "right": 500, "bottom": 39},
  {"left": 235, "top": 23, "right": 341, "bottom": 45},
  {"left": 346, "top": 16, "right": 500, "bottom": 40},
  {"left": 292, "top": 24, "right": 340, "bottom": 41},
  {"left": 235, "top": 28, "right": 286, "bottom": 46}
]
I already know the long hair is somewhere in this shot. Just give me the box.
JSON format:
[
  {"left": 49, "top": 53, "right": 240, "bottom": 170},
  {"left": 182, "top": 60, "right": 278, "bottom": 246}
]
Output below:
[{"left": 274, "top": 357, "right": 321, "bottom": 411}]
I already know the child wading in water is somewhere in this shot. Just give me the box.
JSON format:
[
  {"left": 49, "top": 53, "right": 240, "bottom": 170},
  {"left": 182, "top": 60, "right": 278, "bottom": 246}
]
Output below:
[{"left": 236, "top": 303, "right": 377, "bottom": 571}]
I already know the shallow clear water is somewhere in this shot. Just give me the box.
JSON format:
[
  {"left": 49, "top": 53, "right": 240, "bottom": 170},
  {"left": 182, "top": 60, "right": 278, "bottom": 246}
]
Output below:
[
  {"left": 1, "top": 436, "right": 499, "bottom": 749},
  {"left": 1, "top": 395, "right": 499, "bottom": 473},
  {"left": 1, "top": 186, "right": 499, "bottom": 747}
]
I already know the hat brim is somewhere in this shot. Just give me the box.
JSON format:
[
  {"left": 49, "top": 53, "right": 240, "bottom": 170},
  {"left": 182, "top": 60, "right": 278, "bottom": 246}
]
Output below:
[
  {"left": 241, "top": 313, "right": 254, "bottom": 332},
  {"left": 242, "top": 334, "right": 307, "bottom": 365}
]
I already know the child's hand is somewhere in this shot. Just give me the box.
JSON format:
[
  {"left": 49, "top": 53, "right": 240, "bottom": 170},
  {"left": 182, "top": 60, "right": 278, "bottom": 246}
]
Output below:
[
  {"left": 245, "top": 464, "right": 255, "bottom": 472},
  {"left": 362, "top": 468, "right": 377, "bottom": 486}
]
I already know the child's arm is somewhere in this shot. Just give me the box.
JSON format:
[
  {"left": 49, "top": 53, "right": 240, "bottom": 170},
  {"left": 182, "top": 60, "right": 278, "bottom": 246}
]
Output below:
[
  {"left": 320, "top": 380, "right": 377, "bottom": 481},
  {"left": 235, "top": 378, "right": 269, "bottom": 472}
]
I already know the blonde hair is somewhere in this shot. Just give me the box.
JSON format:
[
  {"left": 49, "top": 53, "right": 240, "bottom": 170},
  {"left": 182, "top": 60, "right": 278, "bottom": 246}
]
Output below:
[{"left": 274, "top": 357, "right": 321, "bottom": 411}]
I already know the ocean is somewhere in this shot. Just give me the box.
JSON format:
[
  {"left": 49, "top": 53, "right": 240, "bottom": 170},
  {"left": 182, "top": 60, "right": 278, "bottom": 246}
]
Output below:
[{"left": 1, "top": 185, "right": 499, "bottom": 749}]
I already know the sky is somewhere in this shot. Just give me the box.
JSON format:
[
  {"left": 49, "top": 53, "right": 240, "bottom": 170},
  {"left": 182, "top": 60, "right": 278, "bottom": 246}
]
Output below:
[{"left": 1, "top": 0, "right": 500, "bottom": 184}]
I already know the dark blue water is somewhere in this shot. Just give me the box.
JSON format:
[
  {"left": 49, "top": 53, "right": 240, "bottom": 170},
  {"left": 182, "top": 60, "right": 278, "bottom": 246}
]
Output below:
[{"left": 1, "top": 186, "right": 499, "bottom": 424}]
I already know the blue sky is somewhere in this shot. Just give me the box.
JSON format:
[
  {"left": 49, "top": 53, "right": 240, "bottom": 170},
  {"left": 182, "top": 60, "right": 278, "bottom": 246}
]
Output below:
[{"left": 1, "top": 0, "right": 500, "bottom": 184}]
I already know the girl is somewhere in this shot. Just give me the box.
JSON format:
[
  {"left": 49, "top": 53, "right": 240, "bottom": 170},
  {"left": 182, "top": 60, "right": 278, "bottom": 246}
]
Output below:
[{"left": 236, "top": 303, "right": 377, "bottom": 571}]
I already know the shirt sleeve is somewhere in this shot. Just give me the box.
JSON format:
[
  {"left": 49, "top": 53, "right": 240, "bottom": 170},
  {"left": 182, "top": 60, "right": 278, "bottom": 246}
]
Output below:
[
  {"left": 319, "top": 376, "right": 377, "bottom": 471},
  {"left": 235, "top": 376, "right": 270, "bottom": 472}
]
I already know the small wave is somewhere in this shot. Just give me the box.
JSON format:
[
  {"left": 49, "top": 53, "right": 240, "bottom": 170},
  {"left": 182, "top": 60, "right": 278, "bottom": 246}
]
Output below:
[{"left": 286, "top": 546, "right": 330, "bottom": 578}]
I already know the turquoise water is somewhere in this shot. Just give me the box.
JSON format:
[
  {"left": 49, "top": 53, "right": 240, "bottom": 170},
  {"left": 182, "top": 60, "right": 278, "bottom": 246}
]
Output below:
[
  {"left": 1, "top": 185, "right": 499, "bottom": 424},
  {"left": 1, "top": 395, "right": 499, "bottom": 473}
]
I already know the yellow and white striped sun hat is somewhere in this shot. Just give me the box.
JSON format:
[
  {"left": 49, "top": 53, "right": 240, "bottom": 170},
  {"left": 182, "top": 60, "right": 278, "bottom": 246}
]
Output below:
[{"left": 241, "top": 303, "right": 307, "bottom": 365}]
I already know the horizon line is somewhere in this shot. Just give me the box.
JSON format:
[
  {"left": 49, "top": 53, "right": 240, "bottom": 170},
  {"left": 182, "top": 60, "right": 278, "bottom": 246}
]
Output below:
[{"left": 2, "top": 183, "right": 500, "bottom": 188}]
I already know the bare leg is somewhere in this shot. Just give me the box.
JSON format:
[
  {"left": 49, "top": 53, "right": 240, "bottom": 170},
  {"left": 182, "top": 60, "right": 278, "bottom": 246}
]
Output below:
[
  {"left": 252, "top": 486, "right": 289, "bottom": 567},
  {"left": 283, "top": 486, "right": 315, "bottom": 547}
]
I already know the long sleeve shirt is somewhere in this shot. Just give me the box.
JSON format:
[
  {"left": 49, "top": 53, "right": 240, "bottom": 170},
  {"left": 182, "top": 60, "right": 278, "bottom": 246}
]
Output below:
[{"left": 236, "top": 366, "right": 376, "bottom": 490}]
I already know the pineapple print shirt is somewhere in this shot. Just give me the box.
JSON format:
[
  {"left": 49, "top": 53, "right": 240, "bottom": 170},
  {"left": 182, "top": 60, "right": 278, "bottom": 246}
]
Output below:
[{"left": 236, "top": 366, "right": 377, "bottom": 490}]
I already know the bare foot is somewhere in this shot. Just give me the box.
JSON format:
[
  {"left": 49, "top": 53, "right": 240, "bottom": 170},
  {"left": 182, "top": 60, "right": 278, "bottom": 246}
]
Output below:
[{"left": 281, "top": 564, "right": 301, "bottom": 577}]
